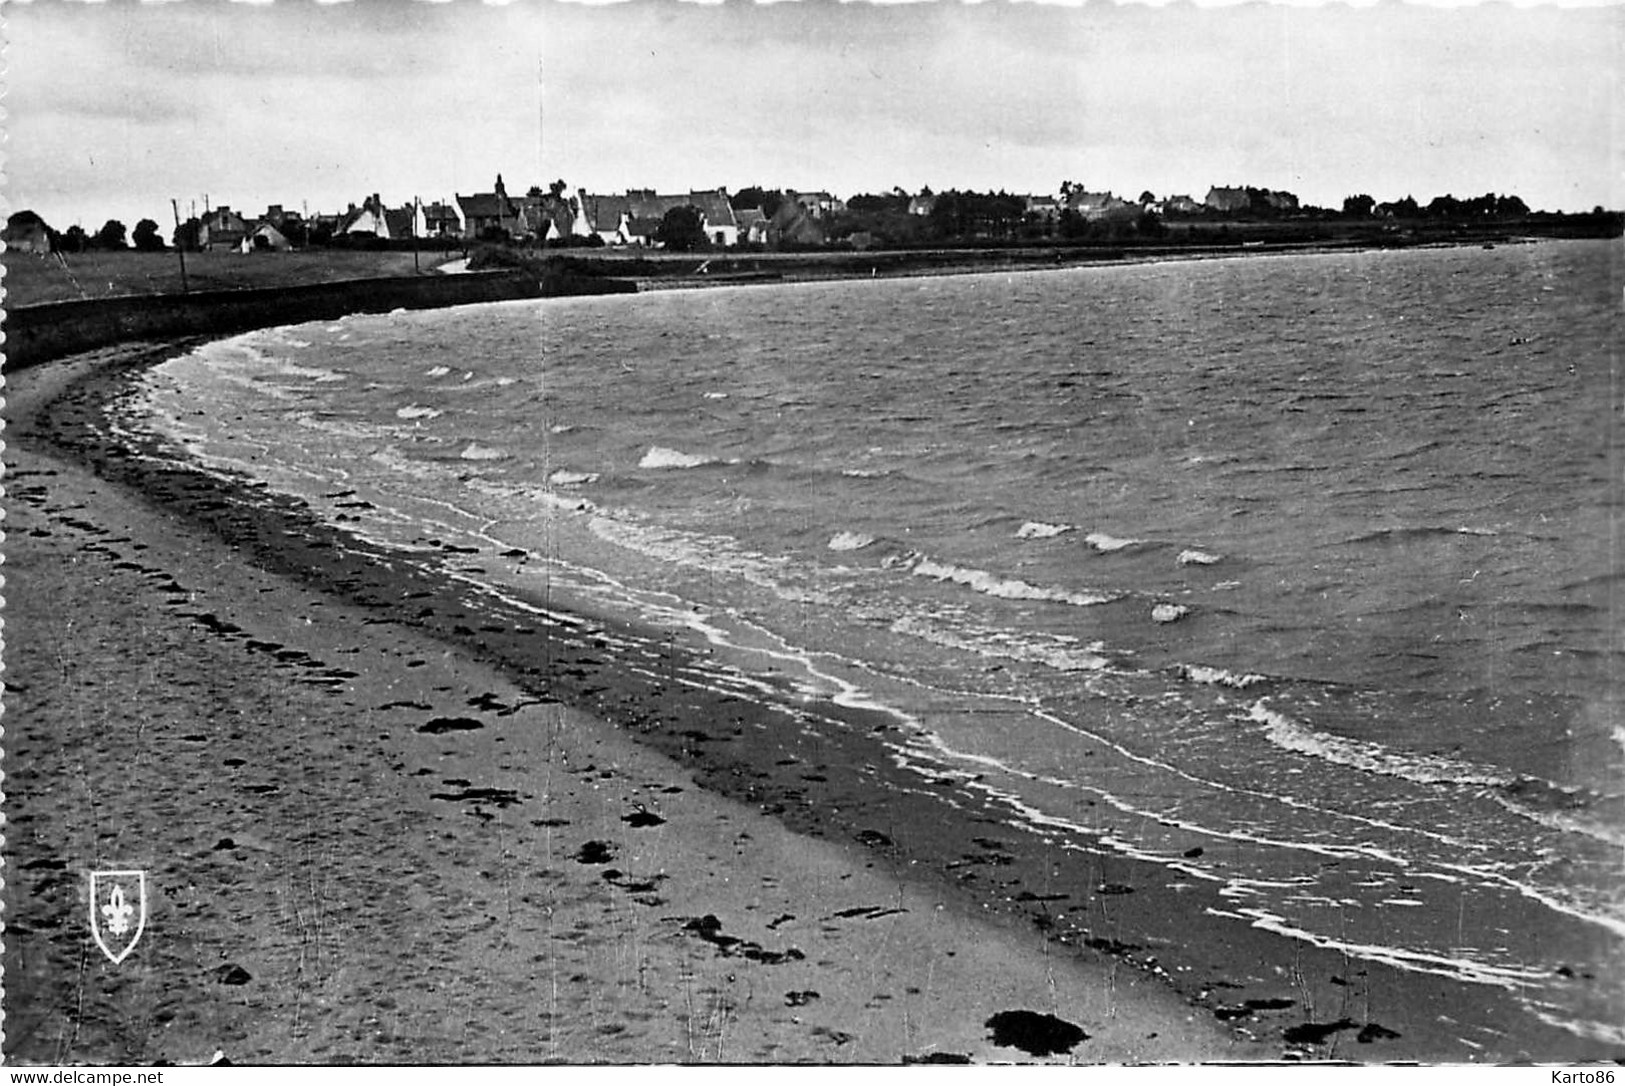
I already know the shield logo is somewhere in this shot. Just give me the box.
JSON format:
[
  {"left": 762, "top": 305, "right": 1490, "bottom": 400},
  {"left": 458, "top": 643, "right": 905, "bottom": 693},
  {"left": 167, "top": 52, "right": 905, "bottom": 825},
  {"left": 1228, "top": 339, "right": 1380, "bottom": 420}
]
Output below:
[{"left": 89, "top": 870, "right": 147, "bottom": 965}]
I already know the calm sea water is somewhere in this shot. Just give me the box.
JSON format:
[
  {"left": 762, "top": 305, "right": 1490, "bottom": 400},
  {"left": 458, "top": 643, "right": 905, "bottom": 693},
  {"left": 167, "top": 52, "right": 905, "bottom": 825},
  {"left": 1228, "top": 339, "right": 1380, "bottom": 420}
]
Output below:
[{"left": 134, "top": 240, "right": 1623, "bottom": 1044}]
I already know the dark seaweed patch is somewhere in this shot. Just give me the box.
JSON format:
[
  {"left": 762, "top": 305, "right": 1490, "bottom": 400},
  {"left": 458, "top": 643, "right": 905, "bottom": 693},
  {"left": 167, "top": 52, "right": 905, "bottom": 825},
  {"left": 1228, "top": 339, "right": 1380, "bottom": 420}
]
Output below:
[
  {"left": 984, "top": 1010, "right": 1088, "bottom": 1057},
  {"left": 681, "top": 914, "right": 804, "bottom": 964},
  {"left": 417, "top": 716, "right": 483, "bottom": 734},
  {"left": 574, "top": 840, "right": 617, "bottom": 864},
  {"left": 1283, "top": 1019, "right": 1357, "bottom": 1045},
  {"left": 429, "top": 787, "right": 522, "bottom": 808},
  {"left": 214, "top": 964, "right": 253, "bottom": 986}
]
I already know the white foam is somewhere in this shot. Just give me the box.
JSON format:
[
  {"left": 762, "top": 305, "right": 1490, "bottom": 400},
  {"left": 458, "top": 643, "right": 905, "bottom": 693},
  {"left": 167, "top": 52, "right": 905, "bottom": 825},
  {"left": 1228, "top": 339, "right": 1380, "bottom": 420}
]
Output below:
[
  {"left": 368, "top": 446, "right": 442, "bottom": 480},
  {"left": 1488, "top": 791, "right": 1625, "bottom": 850},
  {"left": 639, "top": 446, "right": 717, "bottom": 470},
  {"left": 1178, "top": 549, "right": 1223, "bottom": 566},
  {"left": 548, "top": 469, "right": 599, "bottom": 486},
  {"left": 1223, "top": 903, "right": 1552, "bottom": 990},
  {"left": 1016, "top": 521, "right": 1073, "bottom": 540},
  {"left": 1248, "top": 700, "right": 1514, "bottom": 789},
  {"left": 459, "top": 442, "right": 509, "bottom": 461},
  {"left": 587, "top": 516, "right": 828, "bottom": 607},
  {"left": 396, "top": 404, "right": 442, "bottom": 420},
  {"left": 259, "top": 329, "right": 312, "bottom": 350},
  {"left": 890, "top": 614, "right": 1108, "bottom": 672},
  {"left": 1528, "top": 1006, "right": 1625, "bottom": 1047},
  {"left": 1180, "top": 664, "right": 1266, "bottom": 689},
  {"left": 828, "top": 531, "right": 876, "bottom": 552},
  {"left": 1085, "top": 531, "right": 1139, "bottom": 552},
  {"left": 247, "top": 350, "right": 348, "bottom": 384},
  {"left": 911, "top": 556, "right": 1116, "bottom": 607},
  {"left": 1152, "top": 603, "right": 1190, "bottom": 623}
]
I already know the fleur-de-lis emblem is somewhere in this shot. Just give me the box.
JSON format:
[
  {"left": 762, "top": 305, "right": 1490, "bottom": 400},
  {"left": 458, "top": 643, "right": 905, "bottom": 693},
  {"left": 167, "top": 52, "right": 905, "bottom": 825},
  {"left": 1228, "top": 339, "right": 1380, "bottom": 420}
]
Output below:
[
  {"left": 89, "top": 870, "right": 147, "bottom": 965},
  {"left": 102, "top": 885, "right": 135, "bottom": 936}
]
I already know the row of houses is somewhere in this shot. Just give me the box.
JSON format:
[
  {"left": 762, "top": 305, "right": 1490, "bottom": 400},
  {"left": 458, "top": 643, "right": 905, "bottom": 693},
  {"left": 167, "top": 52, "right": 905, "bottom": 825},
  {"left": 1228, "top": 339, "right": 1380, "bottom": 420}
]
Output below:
[
  {"left": 478, "top": 179, "right": 844, "bottom": 247},
  {"left": 185, "top": 176, "right": 840, "bottom": 251},
  {"left": 190, "top": 196, "right": 436, "bottom": 252},
  {"left": 128, "top": 178, "right": 1306, "bottom": 255},
  {"left": 905, "top": 186, "right": 1294, "bottom": 223}
]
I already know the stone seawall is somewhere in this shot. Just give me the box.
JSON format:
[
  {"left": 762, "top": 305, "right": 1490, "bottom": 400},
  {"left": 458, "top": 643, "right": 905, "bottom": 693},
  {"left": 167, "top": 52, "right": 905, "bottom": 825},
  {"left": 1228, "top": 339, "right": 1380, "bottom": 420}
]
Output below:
[{"left": 2, "top": 270, "right": 546, "bottom": 371}]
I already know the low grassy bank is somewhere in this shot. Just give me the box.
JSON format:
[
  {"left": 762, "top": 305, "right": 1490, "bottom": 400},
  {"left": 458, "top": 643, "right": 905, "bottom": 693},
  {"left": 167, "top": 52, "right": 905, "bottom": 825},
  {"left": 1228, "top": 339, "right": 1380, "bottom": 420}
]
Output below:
[{"left": 1, "top": 248, "right": 441, "bottom": 308}]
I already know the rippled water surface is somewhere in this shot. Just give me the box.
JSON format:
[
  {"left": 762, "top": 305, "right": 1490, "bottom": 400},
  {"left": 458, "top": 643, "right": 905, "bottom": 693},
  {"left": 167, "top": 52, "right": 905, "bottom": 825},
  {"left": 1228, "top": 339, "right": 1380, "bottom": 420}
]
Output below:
[{"left": 136, "top": 240, "right": 1624, "bottom": 1044}]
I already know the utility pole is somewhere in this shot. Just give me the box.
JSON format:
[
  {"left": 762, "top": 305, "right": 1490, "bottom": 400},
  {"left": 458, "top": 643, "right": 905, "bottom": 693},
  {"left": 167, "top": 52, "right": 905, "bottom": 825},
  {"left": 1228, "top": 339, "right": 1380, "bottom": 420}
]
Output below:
[
  {"left": 413, "top": 195, "right": 421, "bottom": 273},
  {"left": 170, "top": 199, "right": 189, "bottom": 292}
]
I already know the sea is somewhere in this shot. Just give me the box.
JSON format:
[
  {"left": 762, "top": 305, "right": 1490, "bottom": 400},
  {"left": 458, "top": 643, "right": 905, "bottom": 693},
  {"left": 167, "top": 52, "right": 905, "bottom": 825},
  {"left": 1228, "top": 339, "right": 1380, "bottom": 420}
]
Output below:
[{"left": 130, "top": 239, "right": 1623, "bottom": 1049}]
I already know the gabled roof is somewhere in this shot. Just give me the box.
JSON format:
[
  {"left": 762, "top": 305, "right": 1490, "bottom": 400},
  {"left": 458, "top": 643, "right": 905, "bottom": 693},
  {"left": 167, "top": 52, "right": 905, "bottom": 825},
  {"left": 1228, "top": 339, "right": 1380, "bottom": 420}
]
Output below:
[
  {"left": 457, "top": 192, "right": 516, "bottom": 220},
  {"left": 340, "top": 203, "right": 390, "bottom": 236},
  {"left": 383, "top": 207, "right": 419, "bottom": 238},
  {"left": 510, "top": 194, "right": 574, "bottom": 237},
  {"left": 579, "top": 193, "right": 631, "bottom": 233},
  {"left": 203, "top": 207, "right": 247, "bottom": 230},
  {"left": 684, "top": 190, "right": 737, "bottom": 228},
  {"left": 1064, "top": 190, "right": 1119, "bottom": 210},
  {"left": 620, "top": 190, "right": 736, "bottom": 228}
]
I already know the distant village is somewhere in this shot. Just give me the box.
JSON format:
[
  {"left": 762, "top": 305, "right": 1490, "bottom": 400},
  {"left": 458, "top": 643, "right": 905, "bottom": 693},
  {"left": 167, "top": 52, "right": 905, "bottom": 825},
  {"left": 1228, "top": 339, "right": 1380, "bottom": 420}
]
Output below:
[{"left": 2, "top": 175, "right": 1566, "bottom": 258}]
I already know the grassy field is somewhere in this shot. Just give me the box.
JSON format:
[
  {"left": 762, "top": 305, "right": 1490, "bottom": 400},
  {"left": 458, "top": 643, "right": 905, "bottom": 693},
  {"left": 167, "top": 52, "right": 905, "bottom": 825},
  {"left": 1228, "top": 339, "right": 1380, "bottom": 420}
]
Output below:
[{"left": 1, "top": 248, "right": 454, "bottom": 308}]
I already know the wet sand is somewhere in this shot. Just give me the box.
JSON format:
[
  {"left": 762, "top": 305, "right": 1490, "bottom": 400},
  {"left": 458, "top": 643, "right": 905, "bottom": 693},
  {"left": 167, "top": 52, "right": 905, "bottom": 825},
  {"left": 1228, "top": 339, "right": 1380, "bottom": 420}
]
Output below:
[{"left": 4, "top": 346, "right": 1268, "bottom": 1064}]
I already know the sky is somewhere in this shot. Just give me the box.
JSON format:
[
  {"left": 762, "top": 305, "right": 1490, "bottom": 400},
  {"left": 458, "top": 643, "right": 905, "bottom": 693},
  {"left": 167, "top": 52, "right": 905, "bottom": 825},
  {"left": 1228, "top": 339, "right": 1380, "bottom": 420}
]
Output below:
[{"left": 4, "top": 0, "right": 1620, "bottom": 233}]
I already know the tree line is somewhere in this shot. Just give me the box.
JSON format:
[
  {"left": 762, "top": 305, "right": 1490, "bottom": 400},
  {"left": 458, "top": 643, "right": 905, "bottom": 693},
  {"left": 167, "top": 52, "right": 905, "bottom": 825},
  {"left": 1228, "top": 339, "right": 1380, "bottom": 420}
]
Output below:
[
  {"left": 8, "top": 184, "right": 1615, "bottom": 258},
  {"left": 42, "top": 217, "right": 168, "bottom": 253}
]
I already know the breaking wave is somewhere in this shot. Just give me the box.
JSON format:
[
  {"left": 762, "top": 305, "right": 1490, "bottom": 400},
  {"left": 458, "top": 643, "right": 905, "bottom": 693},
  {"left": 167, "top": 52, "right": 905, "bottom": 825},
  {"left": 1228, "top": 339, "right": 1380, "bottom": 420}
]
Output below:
[
  {"left": 1248, "top": 700, "right": 1515, "bottom": 789},
  {"left": 1016, "top": 521, "right": 1073, "bottom": 539},
  {"left": 1085, "top": 531, "right": 1140, "bottom": 552},
  {"left": 640, "top": 446, "right": 720, "bottom": 470},
  {"left": 1179, "top": 664, "right": 1267, "bottom": 689},
  {"left": 828, "top": 531, "right": 877, "bottom": 552},
  {"left": 909, "top": 555, "right": 1117, "bottom": 607}
]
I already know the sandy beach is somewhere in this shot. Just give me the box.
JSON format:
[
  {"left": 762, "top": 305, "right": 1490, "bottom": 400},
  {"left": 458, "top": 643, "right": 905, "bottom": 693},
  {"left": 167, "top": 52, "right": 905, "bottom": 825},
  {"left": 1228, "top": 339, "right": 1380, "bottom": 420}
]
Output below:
[{"left": 3, "top": 344, "right": 1273, "bottom": 1064}]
